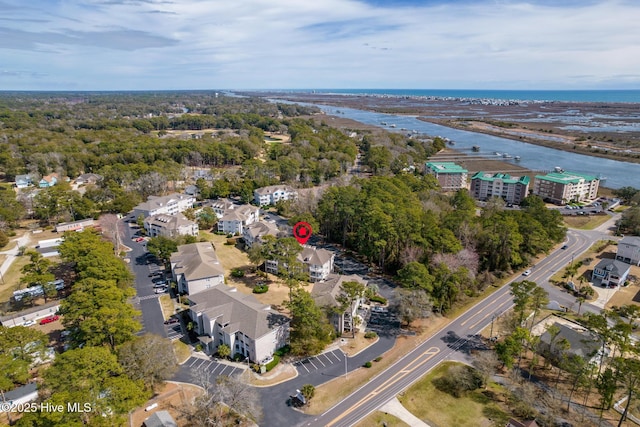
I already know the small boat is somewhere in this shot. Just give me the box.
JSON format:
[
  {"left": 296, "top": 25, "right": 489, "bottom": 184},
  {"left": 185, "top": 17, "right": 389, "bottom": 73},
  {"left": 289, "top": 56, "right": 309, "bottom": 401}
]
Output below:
[
  {"left": 503, "top": 153, "right": 512, "bottom": 159},
  {"left": 554, "top": 166, "right": 564, "bottom": 173},
  {"left": 514, "top": 156, "right": 521, "bottom": 161},
  {"left": 389, "top": 124, "right": 396, "bottom": 128},
  {"left": 495, "top": 152, "right": 502, "bottom": 156},
  {"left": 472, "top": 145, "right": 480, "bottom": 152},
  {"left": 380, "top": 122, "right": 387, "bottom": 126}
]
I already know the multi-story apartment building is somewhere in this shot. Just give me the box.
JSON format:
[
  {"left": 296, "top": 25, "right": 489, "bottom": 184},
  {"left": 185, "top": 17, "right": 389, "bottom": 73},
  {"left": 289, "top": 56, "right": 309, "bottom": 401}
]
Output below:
[
  {"left": 533, "top": 170, "right": 599, "bottom": 204},
  {"left": 253, "top": 185, "right": 297, "bottom": 206},
  {"left": 170, "top": 242, "right": 225, "bottom": 295},
  {"left": 425, "top": 162, "right": 468, "bottom": 191},
  {"left": 189, "top": 286, "right": 289, "bottom": 364},
  {"left": 470, "top": 172, "right": 530, "bottom": 204},
  {"left": 265, "top": 246, "right": 335, "bottom": 282},
  {"left": 132, "top": 193, "right": 195, "bottom": 218},
  {"left": 144, "top": 213, "right": 199, "bottom": 238}
]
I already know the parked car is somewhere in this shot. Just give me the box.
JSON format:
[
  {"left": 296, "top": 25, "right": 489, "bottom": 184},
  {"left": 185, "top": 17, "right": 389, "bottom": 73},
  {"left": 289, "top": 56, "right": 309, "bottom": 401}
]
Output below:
[
  {"left": 164, "top": 317, "right": 180, "bottom": 325},
  {"left": 522, "top": 269, "right": 532, "bottom": 276},
  {"left": 153, "top": 281, "right": 167, "bottom": 288},
  {"left": 22, "top": 320, "right": 36, "bottom": 327},
  {"left": 135, "top": 237, "right": 145, "bottom": 243},
  {"left": 39, "top": 315, "right": 59, "bottom": 325},
  {"left": 154, "top": 287, "right": 168, "bottom": 294}
]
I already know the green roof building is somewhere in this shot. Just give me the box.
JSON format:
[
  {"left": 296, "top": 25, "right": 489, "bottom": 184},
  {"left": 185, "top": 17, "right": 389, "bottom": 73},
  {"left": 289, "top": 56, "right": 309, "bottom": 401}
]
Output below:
[
  {"left": 533, "top": 170, "right": 599, "bottom": 205},
  {"left": 470, "top": 172, "right": 530, "bottom": 204},
  {"left": 425, "top": 162, "right": 468, "bottom": 190}
]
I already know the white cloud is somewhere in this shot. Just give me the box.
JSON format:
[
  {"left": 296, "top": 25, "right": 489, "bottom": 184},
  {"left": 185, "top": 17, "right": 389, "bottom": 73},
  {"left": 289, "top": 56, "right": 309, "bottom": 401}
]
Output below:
[{"left": 0, "top": 0, "right": 639, "bottom": 89}]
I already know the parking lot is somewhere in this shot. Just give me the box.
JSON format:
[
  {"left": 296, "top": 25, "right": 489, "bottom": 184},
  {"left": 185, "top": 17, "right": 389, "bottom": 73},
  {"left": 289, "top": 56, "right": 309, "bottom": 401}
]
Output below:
[
  {"left": 184, "top": 356, "right": 244, "bottom": 378},
  {"left": 293, "top": 349, "right": 345, "bottom": 374}
]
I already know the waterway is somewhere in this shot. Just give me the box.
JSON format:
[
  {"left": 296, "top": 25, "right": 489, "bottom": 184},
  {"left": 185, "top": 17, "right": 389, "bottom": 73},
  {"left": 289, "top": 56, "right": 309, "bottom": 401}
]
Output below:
[{"left": 311, "top": 104, "right": 639, "bottom": 189}]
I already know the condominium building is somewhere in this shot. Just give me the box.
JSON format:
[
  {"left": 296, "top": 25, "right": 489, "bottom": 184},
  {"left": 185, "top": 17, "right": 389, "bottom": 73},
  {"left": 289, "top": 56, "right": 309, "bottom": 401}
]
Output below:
[
  {"left": 425, "top": 162, "right": 468, "bottom": 190},
  {"left": 533, "top": 171, "right": 599, "bottom": 204},
  {"left": 253, "top": 185, "right": 297, "bottom": 206},
  {"left": 170, "top": 242, "right": 225, "bottom": 295},
  {"left": 144, "top": 213, "right": 199, "bottom": 238},
  {"left": 132, "top": 193, "right": 195, "bottom": 218},
  {"left": 470, "top": 172, "right": 530, "bottom": 204}
]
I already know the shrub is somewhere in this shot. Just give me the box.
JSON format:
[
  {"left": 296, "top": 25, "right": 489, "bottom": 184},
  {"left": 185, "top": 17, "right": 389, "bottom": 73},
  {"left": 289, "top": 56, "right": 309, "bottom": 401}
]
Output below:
[
  {"left": 369, "top": 295, "right": 387, "bottom": 305},
  {"left": 301, "top": 384, "right": 315, "bottom": 401},
  {"left": 195, "top": 344, "right": 203, "bottom": 352},
  {"left": 374, "top": 356, "right": 383, "bottom": 362},
  {"left": 231, "top": 269, "right": 245, "bottom": 278},
  {"left": 364, "top": 331, "right": 378, "bottom": 339},
  {"left": 225, "top": 238, "right": 235, "bottom": 245},
  {"left": 274, "top": 345, "right": 291, "bottom": 357},
  {"left": 265, "top": 355, "right": 280, "bottom": 372},
  {"left": 363, "top": 361, "right": 372, "bottom": 368},
  {"left": 253, "top": 284, "right": 269, "bottom": 294}
]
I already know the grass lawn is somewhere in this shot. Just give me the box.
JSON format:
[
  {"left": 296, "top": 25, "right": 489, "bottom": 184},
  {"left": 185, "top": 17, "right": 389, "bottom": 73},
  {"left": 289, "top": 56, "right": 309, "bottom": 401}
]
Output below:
[
  {"left": 399, "top": 362, "right": 510, "bottom": 427},
  {"left": 354, "top": 412, "right": 410, "bottom": 427},
  {"left": 159, "top": 294, "right": 176, "bottom": 319},
  {"left": 563, "top": 214, "right": 613, "bottom": 230},
  {"left": 0, "top": 254, "right": 29, "bottom": 303},
  {"left": 173, "top": 340, "right": 192, "bottom": 364}
]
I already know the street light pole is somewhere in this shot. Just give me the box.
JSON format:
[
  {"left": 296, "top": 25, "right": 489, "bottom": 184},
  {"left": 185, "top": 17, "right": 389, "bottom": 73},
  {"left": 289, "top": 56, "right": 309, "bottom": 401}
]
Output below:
[{"left": 343, "top": 350, "right": 348, "bottom": 379}]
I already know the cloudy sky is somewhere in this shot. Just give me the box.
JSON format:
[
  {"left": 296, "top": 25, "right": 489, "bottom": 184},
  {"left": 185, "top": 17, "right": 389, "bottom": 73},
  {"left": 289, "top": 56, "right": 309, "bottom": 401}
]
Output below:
[{"left": 1, "top": 0, "right": 639, "bottom": 90}]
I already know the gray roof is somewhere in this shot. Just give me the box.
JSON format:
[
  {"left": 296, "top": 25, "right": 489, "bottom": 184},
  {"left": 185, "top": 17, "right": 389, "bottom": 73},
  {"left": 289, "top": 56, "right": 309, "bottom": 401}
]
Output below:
[
  {"left": 594, "top": 258, "right": 631, "bottom": 276},
  {"left": 145, "top": 213, "right": 195, "bottom": 232},
  {"left": 143, "top": 410, "right": 178, "bottom": 427},
  {"left": 254, "top": 185, "right": 296, "bottom": 196},
  {"left": 135, "top": 193, "right": 193, "bottom": 213},
  {"left": 311, "top": 273, "right": 368, "bottom": 308},
  {"left": 2, "top": 382, "right": 38, "bottom": 402},
  {"left": 620, "top": 236, "right": 640, "bottom": 248},
  {"left": 244, "top": 221, "right": 279, "bottom": 239},
  {"left": 219, "top": 205, "right": 257, "bottom": 222},
  {"left": 189, "top": 286, "right": 289, "bottom": 340},
  {"left": 170, "top": 242, "right": 224, "bottom": 281},
  {"left": 298, "top": 246, "right": 334, "bottom": 267},
  {"left": 539, "top": 322, "right": 600, "bottom": 359}
]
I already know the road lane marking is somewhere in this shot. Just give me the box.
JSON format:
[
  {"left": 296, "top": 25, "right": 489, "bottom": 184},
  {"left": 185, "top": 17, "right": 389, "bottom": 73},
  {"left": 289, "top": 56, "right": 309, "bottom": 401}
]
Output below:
[
  {"left": 460, "top": 295, "right": 511, "bottom": 327},
  {"left": 326, "top": 347, "right": 440, "bottom": 427},
  {"left": 466, "top": 298, "right": 512, "bottom": 330}
]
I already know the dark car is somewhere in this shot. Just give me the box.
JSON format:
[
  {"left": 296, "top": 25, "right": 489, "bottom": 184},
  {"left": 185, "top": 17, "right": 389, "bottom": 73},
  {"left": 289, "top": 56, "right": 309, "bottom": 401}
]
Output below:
[
  {"left": 164, "top": 317, "right": 179, "bottom": 325},
  {"left": 561, "top": 245, "right": 568, "bottom": 250}
]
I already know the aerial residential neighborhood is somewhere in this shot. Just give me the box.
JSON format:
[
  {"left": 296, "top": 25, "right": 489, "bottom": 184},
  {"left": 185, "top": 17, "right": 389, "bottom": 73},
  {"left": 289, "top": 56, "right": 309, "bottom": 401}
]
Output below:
[{"left": 1, "top": 92, "right": 639, "bottom": 427}]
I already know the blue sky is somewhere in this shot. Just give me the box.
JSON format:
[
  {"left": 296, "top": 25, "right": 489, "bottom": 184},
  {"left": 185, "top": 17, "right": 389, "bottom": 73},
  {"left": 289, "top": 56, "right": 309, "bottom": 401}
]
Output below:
[{"left": 1, "top": 0, "right": 638, "bottom": 90}]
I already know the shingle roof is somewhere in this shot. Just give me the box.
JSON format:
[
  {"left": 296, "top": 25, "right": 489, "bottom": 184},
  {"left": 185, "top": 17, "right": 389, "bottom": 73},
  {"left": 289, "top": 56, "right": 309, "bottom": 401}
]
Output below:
[
  {"left": 254, "top": 185, "right": 296, "bottom": 195},
  {"left": 311, "top": 274, "right": 368, "bottom": 308},
  {"left": 298, "top": 246, "right": 334, "bottom": 266},
  {"left": 189, "top": 287, "right": 289, "bottom": 340},
  {"left": 143, "top": 410, "right": 178, "bottom": 427},
  {"left": 539, "top": 322, "right": 599, "bottom": 359},
  {"left": 620, "top": 236, "right": 640, "bottom": 248},
  {"left": 244, "top": 221, "right": 279, "bottom": 239},
  {"left": 170, "top": 242, "right": 224, "bottom": 281},
  {"left": 135, "top": 193, "right": 193, "bottom": 212},
  {"left": 594, "top": 258, "right": 631, "bottom": 276}
]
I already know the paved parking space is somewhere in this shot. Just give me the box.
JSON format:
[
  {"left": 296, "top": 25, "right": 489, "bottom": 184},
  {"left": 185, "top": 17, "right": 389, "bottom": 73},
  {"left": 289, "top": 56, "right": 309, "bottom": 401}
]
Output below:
[
  {"left": 184, "top": 356, "right": 244, "bottom": 378},
  {"left": 166, "top": 323, "right": 183, "bottom": 341},
  {"left": 293, "top": 349, "right": 344, "bottom": 374}
]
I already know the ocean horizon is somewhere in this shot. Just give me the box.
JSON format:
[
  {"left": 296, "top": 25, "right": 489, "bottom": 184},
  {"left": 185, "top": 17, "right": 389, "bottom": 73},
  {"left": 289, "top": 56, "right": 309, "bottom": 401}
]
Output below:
[{"left": 275, "top": 89, "right": 640, "bottom": 104}]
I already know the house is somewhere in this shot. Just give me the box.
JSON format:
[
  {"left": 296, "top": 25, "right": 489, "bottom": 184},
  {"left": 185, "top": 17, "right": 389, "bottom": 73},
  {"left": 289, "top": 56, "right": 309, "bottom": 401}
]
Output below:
[
  {"left": 616, "top": 236, "right": 640, "bottom": 266},
  {"left": 0, "top": 383, "right": 38, "bottom": 412},
  {"left": 506, "top": 419, "right": 539, "bottom": 427},
  {"left": 265, "top": 246, "right": 335, "bottom": 282},
  {"left": 74, "top": 173, "right": 103, "bottom": 186},
  {"left": 425, "top": 162, "right": 468, "bottom": 191},
  {"left": 184, "top": 184, "right": 199, "bottom": 197},
  {"left": 55, "top": 218, "right": 95, "bottom": 233},
  {"left": 170, "top": 242, "right": 225, "bottom": 295},
  {"left": 470, "top": 172, "right": 530, "bottom": 205},
  {"left": 533, "top": 171, "right": 599, "bottom": 204},
  {"left": 253, "top": 185, "right": 298, "bottom": 206},
  {"left": 143, "top": 410, "right": 178, "bottom": 427},
  {"left": 311, "top": 274, "right": 368, "bottom": 335},
  {"left": 14, "top": 174, "right": 33, "bottom": 189},
  {"left": 216, "top": 204, "right": 260, "bottom": 235},
  {"left": 188, "top": 286, "right": 290, "bottom": 364},
  {"left": 132, "top": 193, "right": 195, "bottom": 218},
  {"left": 538, "top": 322, "right": 601, "bottom": 361},
  {"left": 592, "top": 258, "right": 631, "bottom": 287},
  {"left": 242, "top": 221, "right": 280, "bottom": 248},
  {"left": 39, "top": 173, "right": 59, "bottom": 188},
  {"left": 144, "top": 213, "right": 199, "bottom": 238}
]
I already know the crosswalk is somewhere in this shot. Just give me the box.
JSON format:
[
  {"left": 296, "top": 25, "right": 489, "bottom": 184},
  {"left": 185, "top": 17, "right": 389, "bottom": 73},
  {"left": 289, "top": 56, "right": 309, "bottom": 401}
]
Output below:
[{"left": 139, "top": 294, "right": 161, "bottom": 301}]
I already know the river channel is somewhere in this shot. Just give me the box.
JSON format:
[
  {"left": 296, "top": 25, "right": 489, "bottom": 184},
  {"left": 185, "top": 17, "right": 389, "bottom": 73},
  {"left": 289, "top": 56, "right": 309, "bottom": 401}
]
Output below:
[{"left": 305, "top": 103, "right": 639, "bottom": 189}]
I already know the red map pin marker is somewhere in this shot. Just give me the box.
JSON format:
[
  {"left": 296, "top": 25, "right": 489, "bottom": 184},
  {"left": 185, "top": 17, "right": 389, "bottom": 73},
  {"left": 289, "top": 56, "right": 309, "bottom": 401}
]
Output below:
[{"left": 293, "top": 222, "right": 312, "bottom": 245}]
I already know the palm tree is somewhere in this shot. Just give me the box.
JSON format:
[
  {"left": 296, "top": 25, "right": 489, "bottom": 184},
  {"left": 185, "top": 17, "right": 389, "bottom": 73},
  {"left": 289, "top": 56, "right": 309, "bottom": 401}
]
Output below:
[{"left": 576, "top": 297, "right": 586, "bottom": 315}]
